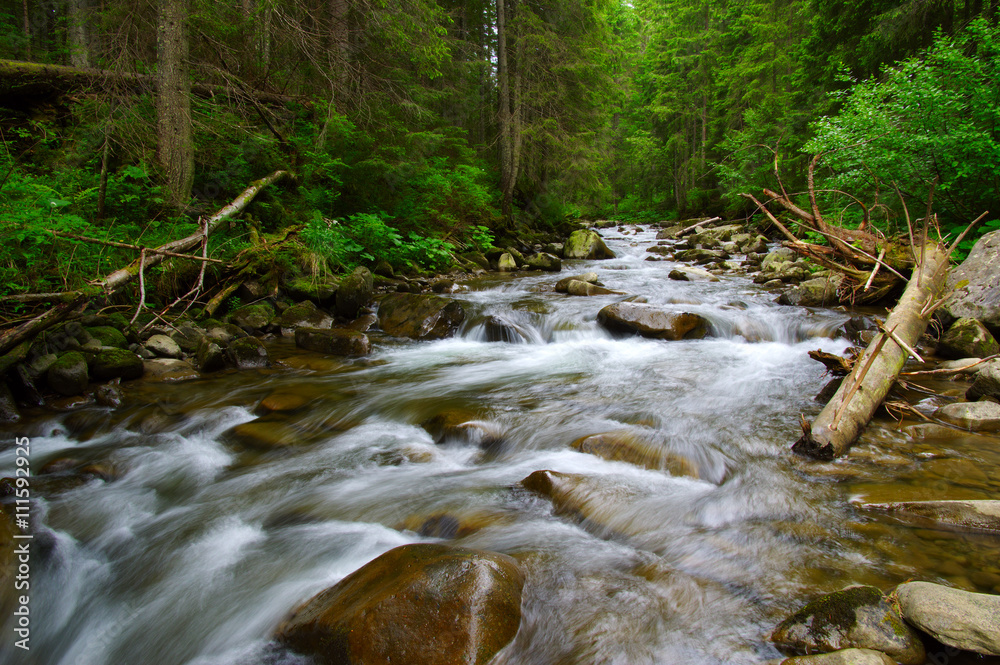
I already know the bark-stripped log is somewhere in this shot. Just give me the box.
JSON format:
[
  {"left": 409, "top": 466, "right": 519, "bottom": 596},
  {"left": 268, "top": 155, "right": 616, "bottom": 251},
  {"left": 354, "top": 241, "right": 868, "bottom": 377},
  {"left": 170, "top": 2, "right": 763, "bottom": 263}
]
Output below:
[{"left": 793, "top": 240, "right": 951, "bottom": 460}]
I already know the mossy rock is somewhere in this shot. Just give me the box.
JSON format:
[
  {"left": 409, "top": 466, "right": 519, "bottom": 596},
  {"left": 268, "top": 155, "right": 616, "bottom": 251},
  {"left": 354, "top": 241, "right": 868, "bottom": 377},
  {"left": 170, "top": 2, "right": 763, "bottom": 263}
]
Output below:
[
  {"left": 47, "top": 351, "right": 89, "bottom": 395},
  {"left": 275, "top": 301, "right": 333, "bottom": 332},
  {"left": 227, "top": 337, "right": 270, "bottom": 369},
  {"left": 285, "top": 276, "right": 339, "bottom": 308},
  {"left": 91, "top": 348, "right": 144, "bottom": 381},
  {"left": 771, "top": 585, "right": 925, "bottom": 664},
  {"left": 336, "top": 266, "right": 374, "bottom": 319},
  {"left": 276, "top": 543, "right": 524, "bottom": 665},
  {"left": 563, "top": 229, "right": 617, "bottom": 260},
  {"left": 295, "top": 328, "right": 371, "bottom": 356},
  {"left": 377, "top": 293, "right": 466, "bottom": 340},
  {"left": 229, "top": 302, "right": 276, "bottom": 332},
  {"left": 937, "top": 317, "right": 999, "bottom": 360},
  {"left": 84, "top": 326, "right": 128, "bottom": 349}
]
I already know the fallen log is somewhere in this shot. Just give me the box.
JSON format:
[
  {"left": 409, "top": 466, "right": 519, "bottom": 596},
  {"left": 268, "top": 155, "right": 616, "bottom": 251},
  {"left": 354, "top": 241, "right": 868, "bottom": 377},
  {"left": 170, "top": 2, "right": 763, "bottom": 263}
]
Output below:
[
  {"left": 792, "top": 240, "right": 951, "bottom": 460},
  {"left": 0, "top": 170, "right": 291, "bottom": 356}
]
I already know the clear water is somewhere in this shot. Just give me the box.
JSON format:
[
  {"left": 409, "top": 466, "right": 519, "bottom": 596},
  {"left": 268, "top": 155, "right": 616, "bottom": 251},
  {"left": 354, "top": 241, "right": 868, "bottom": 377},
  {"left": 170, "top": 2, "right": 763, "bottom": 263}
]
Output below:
[{"left": 2, "top": 226, "right": 999, "bottom": 665}]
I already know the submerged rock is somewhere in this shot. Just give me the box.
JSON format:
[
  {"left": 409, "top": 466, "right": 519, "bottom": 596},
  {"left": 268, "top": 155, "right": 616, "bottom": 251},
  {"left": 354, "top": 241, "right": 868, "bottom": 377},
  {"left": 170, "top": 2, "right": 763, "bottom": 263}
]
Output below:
[
  {"left": 597, "top": 302, "right": 709, "bottom": 340},
  {"left": 773, "top": 649, "right": 896, "bottom": 665},
  {"left": 770, "top": 585, "right": 925, "bottom": 664},
  {"left": 895, "top": 581, "right": 1000, "bottom": 656},
  {"left": 571, "top": 431, "right": 700, "bottom": 478},
  {"left": 860, "top": 500, "right": 1000, "bottom": 534},
  {"left": 563, "top": 229, "right": 617, "bottom": 260},
  {"left": 295, "top": 327, "right": 371, "bottom": 356},
  {"left": 377, "top": 293, "right": 466, "bottom": 340},
  {"left": 276, "top": 543, "right": 524, "bottom": 665}
]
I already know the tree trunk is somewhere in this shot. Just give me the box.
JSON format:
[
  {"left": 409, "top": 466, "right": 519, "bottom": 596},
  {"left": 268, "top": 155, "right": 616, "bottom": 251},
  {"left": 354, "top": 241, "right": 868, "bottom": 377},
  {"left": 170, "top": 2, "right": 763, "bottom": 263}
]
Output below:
[
  {"left": 156, "top": 0, "right": 195, "bottom": 209},
  {"left": 792, "top": 240, "right": 951, "bottom": 460},
  {"left": 496, "top": 0, "right": 516, "bottom": 223}
]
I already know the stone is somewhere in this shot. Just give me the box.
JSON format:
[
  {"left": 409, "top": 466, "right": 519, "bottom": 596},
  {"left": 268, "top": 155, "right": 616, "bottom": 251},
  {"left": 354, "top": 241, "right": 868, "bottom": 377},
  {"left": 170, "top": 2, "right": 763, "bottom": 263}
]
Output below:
[
  {"left": 524, "top": 252, "right": 562, "bottom": 271},
  {"left": 564, "top": 229, "right": 617, "bottom": 260},
  {"left": 776, "top": 649, "right": 897, "bottom": 665},
  {"left": 0, "top": 383, "right": 20, "bottom": 423},
  {"left": 942, "top": 229, "right": 1000, "bottom": 335},
  {"left": 145, "top": 334, "right": 183, "bottom": 359},
  {"left": 937, "top": 318, "right": 999, "bottom": 359},
  {"left": 571, "top": 431, "right": 699, "bottom": 478},
  {"left": 8, "top": 363, "right": 43, "bottom": 407},
  {"left": 895, "top": 581, "right": 1000, "bottom": 656},
  {"left": 141, "top": 358, "right": 200, "bottom": 381},
  {"left": 204, "top": 321, "right": 245, "bottom": 345},
  {"left": 668, "top": 266, "right": 719, "bottom": 282},
  {"left": 224, "top": 418, "right": 302, "bottom": 450},
  {"left": 377, "top": 293, "right": 466, "bottom": 340},
  {"left": 229, "top": 302, "right": 276, "bottom": 332},
  {"left": 295, "top": 328, "right": 371, "bottom": 356},
  {"left": 336, "top": 266, "right": 374, "bottom": 320},
  {"left": 285, "top": 276, "right": 339, "bottom": 309},
  {"left": 597, "top": 302, "right": 710, "bottom": 340},
  {"left": 935, "top": 400, "right": 1000, "bottom": 431},
  {"left": 258, "top": 392, "right": 311, "bottom": 414},
  {"left": 860, "top": 500, "right": 1000, "bottom": 534},
  {"left": 46, "top": 351, "right": 89, "bottom": 395},
  {"left": 196, "top": 339, "right": 227, "bottom": 373},
  {"left": 94, "top": 383, "right": 124, "bottom": 408},
  {"left": 276, "top": 543, "right": 524, "bottom": 665},
  {"left": 566, "top": 280, "right": 623, "bottom": 296},
  {"left": 675, "top": 248, "right": 728, "bottom": 264},
  {"left": 275, "top": 300, "right": 334, "bottom": 334},
  {"left": 85, "top": 326, "right": 128, "bottom": 349},
  {"left": 779, "top": 274, "right": 845, "bottom": 307},
  {"left": 420, "top": 408, "right": 483, "bottom": 444},
  {"left": 91, "top": 348, "right": 144, "bottom": 381},
  {"left": 497, "top": 252, "right": 518, "bottom": 272},
  {"left": 647, "top": 245, "right": 672, "bottom": 256},
  {"left": 227, "top": 337, "right": 270, "bottom": 369},
  {"left": 168, "top": 324, "right": 206, "bottom": 353},
  {"left": 968, "top": 359, "right": 1000, "bottom": 401},
  {"left": 482, "top": 315, "right": 532, "bottom": 343},
  {"left": 770, "top": 586, "right": 925, "bottom": 664},
  {"left": 555, "top": 272, "right": 599, "bottom": 292}
]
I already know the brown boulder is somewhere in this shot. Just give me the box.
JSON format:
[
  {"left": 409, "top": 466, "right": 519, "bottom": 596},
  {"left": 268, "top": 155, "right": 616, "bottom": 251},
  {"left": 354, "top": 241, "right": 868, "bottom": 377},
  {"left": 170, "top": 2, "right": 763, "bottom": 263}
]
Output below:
[
  {"left": 377, "top": 293, "right": 466, "bottom": 340},
  {"left": 571, "top": 430, "right": 700, "bottom": 478},
  {"left": 276, "top": 543, "right": 524, "bottom": 665},
  {"left": 597, "top": 302, "right": 710, "bottom": 340},
  {"left": 295, "top": 328, "right": 371, "bottom": 356}
]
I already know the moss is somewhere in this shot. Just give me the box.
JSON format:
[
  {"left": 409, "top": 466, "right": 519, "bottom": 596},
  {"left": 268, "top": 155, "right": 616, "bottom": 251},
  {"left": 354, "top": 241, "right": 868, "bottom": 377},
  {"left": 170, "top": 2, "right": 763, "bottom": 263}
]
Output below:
[{"left": 85, "top": 326, "right": 128, "bottom": 349}]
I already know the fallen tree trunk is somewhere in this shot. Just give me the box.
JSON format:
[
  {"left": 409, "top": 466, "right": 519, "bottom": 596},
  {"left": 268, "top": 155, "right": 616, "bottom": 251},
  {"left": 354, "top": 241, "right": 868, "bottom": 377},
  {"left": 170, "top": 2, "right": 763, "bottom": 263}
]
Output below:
[
  {"left": 0, "top": 170, "right": 291, "bottom": 356},
  {"left": 792, "top": 240, "right": 951, "bottom": 460}
]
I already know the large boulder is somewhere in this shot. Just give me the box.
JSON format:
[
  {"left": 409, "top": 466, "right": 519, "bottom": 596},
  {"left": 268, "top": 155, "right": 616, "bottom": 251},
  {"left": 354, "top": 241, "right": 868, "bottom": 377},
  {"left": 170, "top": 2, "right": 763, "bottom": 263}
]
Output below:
[
  {"left": 377, "top": 293, "right": 466, "bottom": 340},
  {"left": 48, "top": 351, "right": 90, "bottom": 395},
  {"left": 275, "top": 300, "right": 334, "bottom": 334},
  {"left": 295, "top": 328, "right": 371, "bottom": 356},
  {"left": 229, "top": 302, "right": 276, "bottom": 333},
  {"left": 285, "top": 276, "right": 339, "bottom": 309},
  {"left": 91, "top": 348, "right": 144, "bottom": 381},
  {"left": 563, "top": 229, "right": 617, "bottom": 260},
  {"left": 942, "top": 229, "right": 1000, "bottom": 335},
  {"left": 770, "top": 586, "right": 925, "bottom": 664},
  {"left": 555, "top": 272, "right": 599, "bottom": 292},
  {"left": 524, "top": 252, "right": 561, "bottom": 272},
  {"left": 227, "top": 337, "right": 270, "bottom": 369},
  {"left": 597, "top": 302, "right": 710, "bottom": 340},
  {"left": 895, "top": 581, "right": 1000, "bottom": 656},
  {"left": 336, "top": 266, "right": 374, "bottom": 320},
  {"left": 779, "top": 274, "right": 845, "bottom": 307},
  {"left": 934, "top": 401, "right": 1000, "bottom": 431},
  {"left": 276, "top": 543, "right": 524, "bottom": 665},
  {"left": 497, "top": 252, "right": 518, "bottom": 272},
  {"left": 937, "top": 318, "right": 999, "bottom": 359},
  {"left": 967, "top": 358, "right": 1000, "bottom": 401},
  {"left": 84, "top": 325, "right": 128, "bottom": 349}
]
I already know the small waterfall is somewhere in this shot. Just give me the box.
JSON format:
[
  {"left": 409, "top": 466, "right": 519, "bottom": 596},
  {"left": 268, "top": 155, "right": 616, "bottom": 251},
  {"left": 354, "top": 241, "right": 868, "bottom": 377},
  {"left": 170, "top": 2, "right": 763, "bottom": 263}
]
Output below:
[{"left": 462, "top": 309, "right": 550, "bottom": 344}]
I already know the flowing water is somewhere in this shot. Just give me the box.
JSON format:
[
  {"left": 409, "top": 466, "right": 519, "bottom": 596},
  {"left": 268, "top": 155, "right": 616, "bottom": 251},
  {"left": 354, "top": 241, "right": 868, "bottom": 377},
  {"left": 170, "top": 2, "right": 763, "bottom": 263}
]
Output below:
[{"left": 3, "top": 226, "right": 1000, "bottom": 665}]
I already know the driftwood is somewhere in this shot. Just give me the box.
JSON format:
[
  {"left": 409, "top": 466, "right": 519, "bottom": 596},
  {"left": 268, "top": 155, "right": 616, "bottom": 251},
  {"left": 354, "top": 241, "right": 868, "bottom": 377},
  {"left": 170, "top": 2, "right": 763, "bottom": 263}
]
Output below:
[
  {"left": 793, "top": 240, "right": 951, "bottom": 459},
  {"left": 0, "top": 170, "right": 290, "bottom": 356}
]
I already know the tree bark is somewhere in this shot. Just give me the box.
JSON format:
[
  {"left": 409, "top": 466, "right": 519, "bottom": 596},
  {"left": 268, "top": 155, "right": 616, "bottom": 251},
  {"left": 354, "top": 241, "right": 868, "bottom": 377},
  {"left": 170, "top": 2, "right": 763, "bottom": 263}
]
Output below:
[
  {"left": 67, "top": 0, "right": 90, "bottom": 68},
  {"left": 156, "top": 0, "right": 195, "bottom": 209},
  {"left": 792, "top": 240, "right": 951, "bottom": 460},
  {"left": 496, "top": 0, "right": 516, "bottom": 223}
]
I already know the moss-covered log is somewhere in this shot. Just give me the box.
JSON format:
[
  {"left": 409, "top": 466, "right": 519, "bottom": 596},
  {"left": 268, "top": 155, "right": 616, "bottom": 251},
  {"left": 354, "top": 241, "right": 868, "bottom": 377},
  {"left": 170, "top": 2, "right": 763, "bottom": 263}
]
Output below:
[{"left": 793, "top": 240, "right": 951, "bottom": 460}]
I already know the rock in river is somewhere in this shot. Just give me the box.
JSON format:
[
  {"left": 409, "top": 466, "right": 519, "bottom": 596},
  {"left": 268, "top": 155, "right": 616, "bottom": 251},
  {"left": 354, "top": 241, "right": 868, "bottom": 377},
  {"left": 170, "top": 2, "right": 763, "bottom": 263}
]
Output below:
[
  {"left": 563, "top": 229, "right": 617, "bottom": 260},
  {"left": 772, "top": 649, "right": 896, "bottom": 665},
  {"left": 377, "top": 293, "right": 466, "bottom": 340},
  {"left": 942, "top": 228, "right": 1000, "bottom": 335},
  {"left": 934, "top": 400, "right": 1000, "bottom": 431},
  {"left": 597, "top": 302, "right": 709, "bottom": 340},
  {"left": 895, "top": 581, "right": 1000, "bottom": 656},
  {"left": 571, "top": 430, "right": 700, "bottom": 478},
  {"left": 295, "top": 327, "right": 371, "bottom": 356},
  {"left": 770, "top": 585, "right": 925, "bottom": 664},
  {"left": 276, "top": 542, "right": 524, "bottom": 665},
  {"left": 859, "top": 500, "right": 1000, "bottom": 534},
  {"left": 937, "top": 317, "right": 999, "bottom": 359}
]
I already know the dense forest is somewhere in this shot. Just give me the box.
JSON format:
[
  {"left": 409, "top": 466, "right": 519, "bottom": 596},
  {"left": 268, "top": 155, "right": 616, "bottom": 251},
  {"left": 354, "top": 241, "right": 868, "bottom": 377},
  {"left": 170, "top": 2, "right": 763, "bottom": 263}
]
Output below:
[{"left": 0, "top": 0, "right": 998, "bottom": 297}]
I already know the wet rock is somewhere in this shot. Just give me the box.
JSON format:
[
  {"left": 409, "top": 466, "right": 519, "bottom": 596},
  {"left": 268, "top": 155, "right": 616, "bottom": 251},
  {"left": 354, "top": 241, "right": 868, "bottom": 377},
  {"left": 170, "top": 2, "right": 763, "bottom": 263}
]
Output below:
[
  {"left": 968, "top": 359, "right": 1000, "bottom": 401},
  {"left": 196, "top": 339, "right": 227, "bottom": 373},
  {"left": 779, "top": 274, "right": 845, "bottom": 307},
  {"left": 0, "top": 383, "right": 20, "bottom": 423},
  {"left": 431, "top": 279, "right": 456, "bottom": 293},
  {"left": 275, "top": 301, "right": 333, "bottom": 334},
  {"left": 524, "top": 252, "right": 561, "bottom": 271},
  {"left": 937, "top": 318, "right": 999, "bottom": 359},
  {"left": 571, "top": 431, "right": 699, "bottom": 478},
  {"left": 860, "top": 500, "right": 1000, "bottom": 534},
  {"left": 566, "top": 280, "right": 623, "bottom": 296},
  {"left": 942, "top": 228, "right": 1000, "bottom": 335},
  {"left": 229, "top": 302, "right": 276, "bottom": 333},
  {"left": 169, "top": 323, "right": 207, "bottom": 353},
  {"left": 555, "top": 272, "right": 599, "bottom": 292},
  {"left": 145, "top": 334, "right": 183, "bottom": 359},
  {"left": 91, "top": 348, "right": 144, "bottom": 381},
  {"left": 0, "top": 505, "right": 19, "bottom": 618},
  {"left": 377, "top": 293, "right": 466, "bottom": 340},
  {"left": 773, "top": 649, "right": 897, "bottom": 665},
  {"left": 421, "top": 408, "right": 483, "bottom": 444},
  {"left": 770, "top": 585, "right": 925, "bottom": 664},
  {"left": 336, "top": 266, "right": 374, "bottom": 320},
  {"left": 483, "top": 315, "right": 532, "bottom": 343},
  {"left": 895, "top": 581, "right": 1000, "bottom": 656},
  {"left": 285, "top": 276, "right": 339, "bottom": 309},
  {"left": 597, "top": 302, "right": 710, "bottom": 340},
  {"left": 397, "top": 511, "right": 511, "bottom": 539},
  {"left": 675, "top": 248, "right": 728, "bottom": 264},
  {"left": 139, "top": 358, "right": 199, "bottom": 382},
  {"left": 203, "top": 320, "right": 246, "bottom": 345},
  {"left": 47, "top": 351, "right": 89, "bottom": 395},
  {"left": 647, "top": 245, "right": 672, "bottom": 256},
  {"left": 564, "top": 229, "right": 617, "bottom": 260},
  {"left": 276, "top": 543, "right": 524, "bottom": 665},
  {"left": 95, "top": 382, "right": 124, "bottom": 408},
  {"left": 257, "top": 391, "right": 311, "bottom": 414},
  {"left": 497, "top": 252, "right": 518, "bottom": 272},
  {"left": 224, "top": 417, "right": 303, "bottom": 450},
  {"left": 85, "top": 325, "right": 128, "bottom": 349},
  {"left": 935, "top": 401, "right": 1000, "bottom": 431},
  {"left": 295, "top": 328, "right": 371, "bottom": 356},
  {"left": 668, "top": 266, "right": 719, "bottom": 282},
  {"left": 227, "top": 337, "right": 270, "bottom": 369}
]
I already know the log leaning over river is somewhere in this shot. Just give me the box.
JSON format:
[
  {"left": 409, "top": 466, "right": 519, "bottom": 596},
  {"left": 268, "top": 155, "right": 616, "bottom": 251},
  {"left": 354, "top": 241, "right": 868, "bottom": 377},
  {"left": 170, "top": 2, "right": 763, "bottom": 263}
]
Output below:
[{"left": 793, "top": 240, "right": 951, "bottom": 460}]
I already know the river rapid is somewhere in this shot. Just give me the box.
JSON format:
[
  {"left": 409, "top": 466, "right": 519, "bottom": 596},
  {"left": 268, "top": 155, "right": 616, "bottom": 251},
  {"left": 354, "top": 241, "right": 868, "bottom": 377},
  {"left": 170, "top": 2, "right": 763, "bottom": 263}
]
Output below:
[{"left": 2, "top": 225, "right": 1000, "bottom": 665}]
